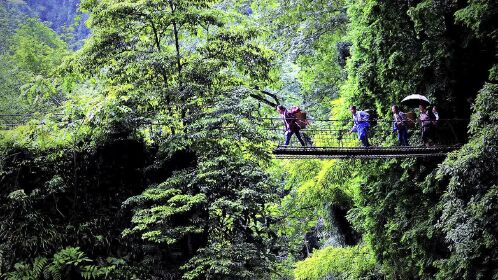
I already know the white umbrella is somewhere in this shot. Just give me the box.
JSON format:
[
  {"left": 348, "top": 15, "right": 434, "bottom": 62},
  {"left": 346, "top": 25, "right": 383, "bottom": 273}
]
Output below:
[{"left": 401, "top": 94, "right": 431, "bottom": 107}]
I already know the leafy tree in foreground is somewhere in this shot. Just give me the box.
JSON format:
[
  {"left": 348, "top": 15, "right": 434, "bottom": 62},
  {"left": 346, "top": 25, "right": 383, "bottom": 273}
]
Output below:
[{"left": 74, "top": 0, "right": 277, "bottom": 278}]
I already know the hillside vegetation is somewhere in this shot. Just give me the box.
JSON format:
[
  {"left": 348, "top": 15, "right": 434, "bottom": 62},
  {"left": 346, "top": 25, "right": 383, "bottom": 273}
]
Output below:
[{"left": 0, "top": 0, "right": 496, "bottom": 279}]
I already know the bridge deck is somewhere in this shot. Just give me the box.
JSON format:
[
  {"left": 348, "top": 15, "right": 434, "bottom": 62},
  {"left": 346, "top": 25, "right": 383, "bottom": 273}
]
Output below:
[
  {"left": 265, "top": 117, "right": 467, "bottom": 160},
  {"left": 273, "top": 145, "right": 460, "bottom": 159}
]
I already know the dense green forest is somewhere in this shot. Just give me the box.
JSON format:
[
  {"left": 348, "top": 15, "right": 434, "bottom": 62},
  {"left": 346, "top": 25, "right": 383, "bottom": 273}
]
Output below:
[
  {"left": 0, "top": 0, "right": 496, "bottom": 279},
  {"left": 5, "top": 0, "right": 90, "bottom": 48}
]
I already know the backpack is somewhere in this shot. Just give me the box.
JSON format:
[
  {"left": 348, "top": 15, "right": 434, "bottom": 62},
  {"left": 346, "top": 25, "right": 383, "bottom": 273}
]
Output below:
[
  {"left": 290, "top": 106, "right": 309, "bottom": 129},
  {"left": 363, "top": 109, "right": 377, "bottom": 126},
  {"left": 405, "top": 111, "right": 416, "bottom": 128}
]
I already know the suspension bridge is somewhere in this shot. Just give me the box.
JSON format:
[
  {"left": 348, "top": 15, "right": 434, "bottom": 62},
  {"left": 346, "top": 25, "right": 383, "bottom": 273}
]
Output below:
[
  {"left": 261, "top": 118, "right": 466, "bottom": 159},
  {"left": 0, "top": 114, "right": 467, "bottom": 159}
]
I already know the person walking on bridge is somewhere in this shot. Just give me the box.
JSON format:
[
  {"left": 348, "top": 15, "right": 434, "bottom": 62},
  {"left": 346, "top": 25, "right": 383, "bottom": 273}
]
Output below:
[
  {"left": 392, "top": 105, "right": 409, "bottom": 146},
  {"left": 277, "top": 105, "right": 305, "bottom": 146},
  {"left": 419, "top": 104, "right": 435, "bottom": 146},
  {"left": 349, "top": 105, "right": 370, "bottom": 147}
]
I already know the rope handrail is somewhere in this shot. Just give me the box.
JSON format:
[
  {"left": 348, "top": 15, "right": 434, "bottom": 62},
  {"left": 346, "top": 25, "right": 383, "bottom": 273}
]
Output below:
[
  {"left": 0, "top": 113, "right": 469, "bottom": 159},
  {"left": 0, "top": 116, "right": 470, "bottom": 130},
  {"left": 253, "top": 117, "right": 470, "bottom": 122},
  {"left": 0, "top": 113, "right": 65, "bottom": 117},
  {"left": 0, "top": 113, "right": 470, "bottom": 123}
]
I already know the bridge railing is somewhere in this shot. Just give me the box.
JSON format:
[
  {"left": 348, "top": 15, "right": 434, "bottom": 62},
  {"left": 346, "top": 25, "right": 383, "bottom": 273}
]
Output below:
[
  {"left": 1, "top": 114, "right": 467, "bottom": 148},
  {"left": 259, "top": 117, "right": 467, "bottom": 148}
]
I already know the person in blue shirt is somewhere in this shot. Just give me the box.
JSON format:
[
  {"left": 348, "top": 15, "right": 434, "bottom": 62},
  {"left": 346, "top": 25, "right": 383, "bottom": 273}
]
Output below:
[
  {"left": 349, "top": 105, "right": 370, "bottom": 147},
  {"left": 277, "top": 105, "right": 305, "bottom": 146}
]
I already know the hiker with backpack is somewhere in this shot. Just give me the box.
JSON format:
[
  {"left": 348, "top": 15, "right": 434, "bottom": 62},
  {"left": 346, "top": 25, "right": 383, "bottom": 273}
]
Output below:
[
  {"left": 392, "top": 105, "right": 410, "bottom": 146},
  {"left": 349, "top": 105, "right": 371, "bottom": 147},
  {"left": 276, "top": 105, "right": 306, "bottom": 146}
]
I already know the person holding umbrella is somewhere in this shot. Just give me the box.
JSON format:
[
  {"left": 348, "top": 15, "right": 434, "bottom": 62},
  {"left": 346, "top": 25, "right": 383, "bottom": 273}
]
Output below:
[{"left": 401, "top": 94, "right": 436, "bottom": 146}]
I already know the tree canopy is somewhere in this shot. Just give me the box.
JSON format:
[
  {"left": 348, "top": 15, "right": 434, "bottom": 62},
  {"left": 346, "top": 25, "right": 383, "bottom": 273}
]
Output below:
[{"left": 0, "top": 0, "right": 497, "bottom": 279}]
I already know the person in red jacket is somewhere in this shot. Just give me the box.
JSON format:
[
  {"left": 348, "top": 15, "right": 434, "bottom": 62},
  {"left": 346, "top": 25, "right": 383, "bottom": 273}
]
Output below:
[{"left": 277, "top": 105, "right": 305, "bottom": 146}]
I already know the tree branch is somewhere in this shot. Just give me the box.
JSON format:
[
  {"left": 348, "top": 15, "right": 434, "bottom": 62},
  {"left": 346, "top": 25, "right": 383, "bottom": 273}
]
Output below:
[
  {"left": 249, "top": 93, "right": 277, "bottom": 108},
  {"left": 260, "top": 89, "right": 280, "bottom": 105}
]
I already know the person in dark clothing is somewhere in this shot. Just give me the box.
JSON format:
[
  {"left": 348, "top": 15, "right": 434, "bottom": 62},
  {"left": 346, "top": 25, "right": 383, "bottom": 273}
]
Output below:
[
  {"left": 431, "top": 106, "right": 440, "bottom": 144},
  {"left": 432, "top": 106, "right": 440, "bottom": 125},
  {"left": 277, "top": 105, "right": 305, "bottom": 146},
  {"left": 392, "top": 105, "right": 409, "bottom": 146},
  {"left": 419, "top": 104, "right": 435, "bottom": 146}
]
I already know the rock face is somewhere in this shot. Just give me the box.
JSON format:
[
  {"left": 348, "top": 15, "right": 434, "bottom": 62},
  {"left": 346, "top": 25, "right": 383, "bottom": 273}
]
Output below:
[{"left": 22, "top": 0, "right": 89, "bottom": 48}]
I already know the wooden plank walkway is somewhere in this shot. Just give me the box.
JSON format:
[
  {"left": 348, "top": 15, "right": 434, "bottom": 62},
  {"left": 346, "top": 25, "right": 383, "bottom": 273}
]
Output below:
[{"left": 273, "top": 145, "right": 461, "bottom": 159}]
